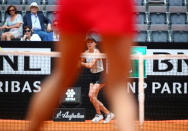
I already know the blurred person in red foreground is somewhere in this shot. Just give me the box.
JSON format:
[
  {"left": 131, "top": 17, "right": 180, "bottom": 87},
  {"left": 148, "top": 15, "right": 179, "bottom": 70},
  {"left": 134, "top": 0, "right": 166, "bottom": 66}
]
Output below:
[{"left": 26, "top": 0, "right": 137, "bottom": 131}]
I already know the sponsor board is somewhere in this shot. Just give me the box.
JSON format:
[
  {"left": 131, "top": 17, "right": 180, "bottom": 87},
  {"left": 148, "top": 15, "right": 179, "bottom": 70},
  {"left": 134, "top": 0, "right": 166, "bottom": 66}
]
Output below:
[
  {"left": 0, "top": 48, "right": 51, "bottom": 75},
  {"left": 146, "top": 49, "right": 188, "bottom": 76},
  {"left": 53, "top": 108, "right": 85, "bottom": 122},
  {"left": 0, "top": 80, "right": 41, "bottom": 93},
  {"left": 128, "top": 78, "right": 188, "bottom": 95},
  {"left": 0, "top": 75, "right": 44, "bottom": 94},
  {"left": 62, "top": 87, "right": 82, "bottom": 105},
  {"left": 0, "top": 42, "right": 188, "bottom": 120}
]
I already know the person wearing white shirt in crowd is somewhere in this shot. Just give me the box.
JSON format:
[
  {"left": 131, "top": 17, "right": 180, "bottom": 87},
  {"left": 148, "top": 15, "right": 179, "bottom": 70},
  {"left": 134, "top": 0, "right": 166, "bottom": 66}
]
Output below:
[
  {"left": 23, "top": 2, "right": 52, "bottom": 41},
  {"left": 21, "top": 26, "right": 41, "bottom": 41}
]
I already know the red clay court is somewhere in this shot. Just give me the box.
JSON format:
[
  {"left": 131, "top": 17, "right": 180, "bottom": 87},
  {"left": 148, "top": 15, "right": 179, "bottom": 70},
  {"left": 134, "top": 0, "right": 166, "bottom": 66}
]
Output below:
[{"left": 0, "top": 119, "right": 188, "bottom": 131}]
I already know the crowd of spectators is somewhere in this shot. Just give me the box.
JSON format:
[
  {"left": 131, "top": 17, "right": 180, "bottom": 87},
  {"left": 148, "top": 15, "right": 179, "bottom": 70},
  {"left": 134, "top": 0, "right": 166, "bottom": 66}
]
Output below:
[{"left": 0, "top": 2, "right": 60, "bottom": 41}]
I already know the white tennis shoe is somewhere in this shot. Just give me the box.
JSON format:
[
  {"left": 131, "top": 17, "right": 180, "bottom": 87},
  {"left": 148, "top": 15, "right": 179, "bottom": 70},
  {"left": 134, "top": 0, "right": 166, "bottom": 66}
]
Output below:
[
  {"left": 92, "top": 114, "right": 104, "bottom": 123},
  {"left": 103, "top": 113, "right": 115, "bottom": 124}
]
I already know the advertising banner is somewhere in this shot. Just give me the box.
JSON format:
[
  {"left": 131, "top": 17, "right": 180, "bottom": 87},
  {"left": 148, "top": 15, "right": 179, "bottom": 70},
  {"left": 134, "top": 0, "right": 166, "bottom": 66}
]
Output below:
[
  {"left": 62, "top": 87, "right": 82, "bottom": 105},
  {"left": 53, "top": 108, "right": 85, "bottom": 121},
  {"left": 0, "top": 42, "right": 188, "bottom": 120}
]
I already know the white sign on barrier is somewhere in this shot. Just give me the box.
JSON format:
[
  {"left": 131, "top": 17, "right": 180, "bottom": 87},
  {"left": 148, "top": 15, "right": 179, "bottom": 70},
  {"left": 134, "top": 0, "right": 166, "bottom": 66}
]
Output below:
[
  {"left": 0, "top": 48, "right": 51, "bottom": 75},
  {"left": 147, "top": 49, "right": 188, "bottom": 76}
]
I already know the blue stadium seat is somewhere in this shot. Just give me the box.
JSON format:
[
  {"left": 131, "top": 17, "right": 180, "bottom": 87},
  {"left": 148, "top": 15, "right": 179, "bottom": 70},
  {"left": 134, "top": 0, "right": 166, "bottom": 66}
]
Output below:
[
  {"left": 173, "top": 31, "right": 188, "bottom": 42},
  {"left": 135, "top": 24, "right": 148, "bottom": 42},
  {"left": 168, "top": 0, "right": 185, "bottom": 6},
  {"left": 149, "top": 6, "right": 167, "bottom": 24},
  {"left": 170, "top": 13, "right": 186, "bottom": 24},
  {"left": 26, "top": 0, "right": 41, "bottom": 5},
  {"left": 136, "top": 6, "right": 147, "bottom": 24},
  {"left": 136, "top": 31, "right": 148, "bottom": 42},
  {"left": 47, "top": 12, "right": 54, "bottom": 22},
  {"left": 171, "top": 24, "right": 188, "bottom": 42},
  {"left": 46, "top": 5, "right": 56, "bottom": 21},
  {"left": 150, "top": 24, "right": 169, "bottom": 42},
  {"left": 7, "top": 0, "right": 22, "bottom": 5},
  {"left": 169, "top": 6, "right": 187, "bottom": 24},
  {"left": 150, "top": 13, "right": 166, "bottom": 24},
  {"left": 148, "top": 0, "right": 167, "bottom": 5},
  {"left": 135, "top": 0, "right": 145, "bottom": 5},
  {"left": 151, "top": 31, "right": 168, "bottom": 42},
  {"left": 137, "top": 13, "right": 146, "bottom": 24},
  {"left": 47, "top": 0, "right": 56, "bottom": 5}
]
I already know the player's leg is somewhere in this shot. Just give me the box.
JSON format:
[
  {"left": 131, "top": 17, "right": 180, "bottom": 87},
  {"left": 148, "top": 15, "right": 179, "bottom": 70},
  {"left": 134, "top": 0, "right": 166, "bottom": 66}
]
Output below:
[
  {"left": 89, "top": 83, "right": 101, "bottom": 115},
  {"left": 94, "top": 84, "right": 114, "bottom": 124},
  {"left": 94, "top": 84, "right": 110, "bottom": 115},
  {"left": 98, "top": 100, "right": 109, "bottom": 115},
  {"left": 89, "top": 83, "right": 104, "bottom": 123},
  {"left": 101, "top": 35, "right": 136, "bottom": 131},
  {"left": 26, "top": 33, "right": 86, "bottom": 131}
]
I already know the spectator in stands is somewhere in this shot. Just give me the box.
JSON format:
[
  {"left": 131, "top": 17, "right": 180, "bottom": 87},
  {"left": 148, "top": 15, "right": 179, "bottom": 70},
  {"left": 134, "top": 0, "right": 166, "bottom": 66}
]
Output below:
[
  {"left": 21, "top": 26, "right": 41, "bottom": 41},
  {"left": 23, "top": 2, "right": 53, "bottom": 41},
  {"left": 0, "top": 5, "right": 23, "bottom": 41},
  {"left": 50, "top": 20, "right": 60, "bottom": 41}
]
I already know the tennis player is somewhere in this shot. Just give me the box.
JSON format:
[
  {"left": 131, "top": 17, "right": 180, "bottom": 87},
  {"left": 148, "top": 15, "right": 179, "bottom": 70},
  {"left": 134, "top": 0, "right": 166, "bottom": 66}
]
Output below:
[
  {"left": 26, "top": 0, "right": 136, "bottom": 131},
  {"left": 81, "top": 33, "right": 115, "bottom": 123}
]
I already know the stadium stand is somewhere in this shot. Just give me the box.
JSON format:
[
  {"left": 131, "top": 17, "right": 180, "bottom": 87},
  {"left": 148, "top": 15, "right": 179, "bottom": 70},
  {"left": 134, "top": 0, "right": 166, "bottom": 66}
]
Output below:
[
  {"left": 26, "top": 0, "right": 42, "bottom": 5},
  {"left": 136, "top": 6, "right": 147, "bottom": 24},
  {"left": 150, "top": 24, "right": 169, "bottom": 42},
  {"left": 135, "top": 0, "right": 147, "bottom": 6},
  {"left": 6, "top": 0, "right": 22, "bottom": 5},
  {"left": 46, "top": 0, "right": 56, "bottom": 5},
  {"left": 46, "top": 5, "right": 56, "bottom": 22},
  {"left": 135, "top": 0, "right": 188, "bottom": 42},
  {"left": 169, "top": 6, "right": 187, "bottom": 24},
  {"left": 149, "top": 6, "right": 167, "bottom": 24},
  {"left": 168, "top": 0, "right": 187, "bottom": 6},
  {"left": 135, "top": 24, "right": 149, "bottom": 42},
  {"left": 147, "top": 0, "right": 167, "bottom": 6},
  {"left": 171, "top": 24, "right": 188, "bottom": 42}
]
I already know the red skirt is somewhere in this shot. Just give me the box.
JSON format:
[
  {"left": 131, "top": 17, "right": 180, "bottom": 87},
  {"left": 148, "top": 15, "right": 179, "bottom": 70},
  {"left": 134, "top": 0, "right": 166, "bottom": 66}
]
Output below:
[{"left": 56, "top": 0, "right": 135, "bottom": 36}]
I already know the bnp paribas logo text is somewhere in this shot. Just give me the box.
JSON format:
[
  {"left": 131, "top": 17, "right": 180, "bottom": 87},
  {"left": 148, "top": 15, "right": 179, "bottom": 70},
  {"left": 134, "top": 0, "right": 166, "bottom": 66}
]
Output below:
[{"left": 65, "top": 89, "right": 76, "bottom": 101}]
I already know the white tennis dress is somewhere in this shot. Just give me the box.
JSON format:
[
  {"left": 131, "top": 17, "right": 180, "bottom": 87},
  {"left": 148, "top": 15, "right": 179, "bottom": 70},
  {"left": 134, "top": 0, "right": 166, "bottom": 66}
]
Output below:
[{"left": 85, "top": 49, "right": 104, "bottom": 74}]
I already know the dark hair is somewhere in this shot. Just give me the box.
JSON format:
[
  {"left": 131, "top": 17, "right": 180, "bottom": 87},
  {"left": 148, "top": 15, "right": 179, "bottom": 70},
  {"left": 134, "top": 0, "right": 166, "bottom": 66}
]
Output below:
[
  {"left": 24, "top": 26, "right": 31, "bottom": 31},
  {"left": 6, "top": 5, "right": 17, "bottom": 15},
  {"left": 23, "top": 26, "right": 32, "bottom": 35}
]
